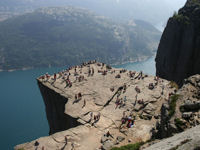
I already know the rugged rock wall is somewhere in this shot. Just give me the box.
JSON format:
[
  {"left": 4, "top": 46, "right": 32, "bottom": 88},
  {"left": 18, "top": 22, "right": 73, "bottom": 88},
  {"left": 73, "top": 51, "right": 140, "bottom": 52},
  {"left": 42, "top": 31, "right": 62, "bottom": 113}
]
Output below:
[
  {"left": 153, "top": 75, "right": 200, "bottom": 139},
  {"left": 156, "top": 0, "right": 200, "bottom": 86},
  {"left": 144, "top": 125, "right": 200, "bottom": 150},
  {"left": 37, "top": 80, "right": 81, "bottom": 135}
]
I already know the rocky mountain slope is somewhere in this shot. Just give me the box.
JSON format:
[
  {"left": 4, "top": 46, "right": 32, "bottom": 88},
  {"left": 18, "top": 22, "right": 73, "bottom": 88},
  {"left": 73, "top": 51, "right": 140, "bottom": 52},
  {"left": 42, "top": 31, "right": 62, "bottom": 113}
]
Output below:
[
  {"left": 0, "top": 7, "right": 161, "bottom": 71},
  {"left": 14, "top": 61, "right": 200, "bottom": 150},
  {"left": 0, "top": 0, "right": 185, "bottom": 27},
  {"left": 144, "top": 125, "right": 200, "bottom": 150},
  {"left": 152, "top": 75, "right": 200, "bottom": 140},
  {"left": 156, "top": 0, "right": 200, "bottom": 86}
]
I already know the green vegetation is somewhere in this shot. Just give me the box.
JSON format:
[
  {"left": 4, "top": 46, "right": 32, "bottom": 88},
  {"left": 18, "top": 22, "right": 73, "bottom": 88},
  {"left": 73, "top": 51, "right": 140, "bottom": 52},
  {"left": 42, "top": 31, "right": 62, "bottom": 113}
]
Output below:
[
  {"left": 168, "top": 94, "right": 180, "bottom": 118},
  {"left": 111, "top": 142, "right": 144, "bottom": 150},
  {"left": 172, "top": 12, "right": 190, "bottom": 25},
  {"left": 0, "top": 7, "right": 161, "bottom": 70},
  {"left": 179, "top": 105, "right": 185, "bottom": 112},
  {"left": 190, "top": 0, "right": 200, "bottom": 5},
  {"left": 174, "top": 118, "right": 185, "bottom": 131}
]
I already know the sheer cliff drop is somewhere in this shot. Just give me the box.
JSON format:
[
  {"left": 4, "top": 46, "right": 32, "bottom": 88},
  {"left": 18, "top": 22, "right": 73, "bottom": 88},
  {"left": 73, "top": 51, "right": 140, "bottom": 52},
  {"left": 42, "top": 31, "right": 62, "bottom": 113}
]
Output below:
[{"left": 155, "top": 0, "right": 200, "bottom": 86}]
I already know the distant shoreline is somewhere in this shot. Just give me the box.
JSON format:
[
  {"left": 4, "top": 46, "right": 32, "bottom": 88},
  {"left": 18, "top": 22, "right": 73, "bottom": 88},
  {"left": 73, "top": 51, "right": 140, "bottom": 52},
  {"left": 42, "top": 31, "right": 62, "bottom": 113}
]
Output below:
[
  {"left": 0, "top": 56, "right": 155, "bottom": 73},
  {"left": 0, "top": 67, "right": 34, "bottom": 72},
  {"left": 111, "top": 55, "right": 153, "bottom": 66}
]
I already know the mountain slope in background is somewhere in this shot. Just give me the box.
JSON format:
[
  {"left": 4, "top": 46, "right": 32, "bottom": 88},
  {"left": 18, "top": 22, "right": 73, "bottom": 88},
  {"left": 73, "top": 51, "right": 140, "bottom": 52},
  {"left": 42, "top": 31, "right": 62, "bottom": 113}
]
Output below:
[
  {"left": 0, "top": 7, "right": 161, "bottom": 70},
  {"left": 0, "top": 0, "right": 186, "bottom": 29}
]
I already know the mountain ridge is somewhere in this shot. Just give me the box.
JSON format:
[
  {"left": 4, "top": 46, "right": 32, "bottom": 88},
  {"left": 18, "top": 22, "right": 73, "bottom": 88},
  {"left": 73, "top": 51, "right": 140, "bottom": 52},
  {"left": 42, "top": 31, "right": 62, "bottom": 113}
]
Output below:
[{"left": 0, "top": 6, "right": 161, "bottom": 71}]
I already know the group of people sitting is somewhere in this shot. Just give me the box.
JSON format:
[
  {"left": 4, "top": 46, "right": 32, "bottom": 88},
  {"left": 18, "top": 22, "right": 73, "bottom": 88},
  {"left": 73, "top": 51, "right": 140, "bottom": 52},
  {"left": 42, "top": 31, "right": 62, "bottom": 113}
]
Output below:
[
  {"left": 73, "top": 92, "right": 87, "bottom": 108},
  {"left": 73, "top": 92, "right": 82, "bottom": 103},
  {"left": 120, "top": 113, "right": 135, "bottom": 129},
  {"left": 38, "top": 60, "right": 98, "bottom": 87},
  {"left": 89, "top": 112, "right": 101, "bottom": 125}
]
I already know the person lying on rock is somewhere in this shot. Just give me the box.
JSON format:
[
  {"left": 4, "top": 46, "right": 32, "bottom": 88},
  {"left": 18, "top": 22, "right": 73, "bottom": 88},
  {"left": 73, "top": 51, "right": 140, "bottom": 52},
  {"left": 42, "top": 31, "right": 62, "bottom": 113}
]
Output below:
[
  {"left": 115, "top": 74, "right": 121, "bottom": 78},
  {"left": 135, "top": 86, "right": 141, "bottom": 93}
]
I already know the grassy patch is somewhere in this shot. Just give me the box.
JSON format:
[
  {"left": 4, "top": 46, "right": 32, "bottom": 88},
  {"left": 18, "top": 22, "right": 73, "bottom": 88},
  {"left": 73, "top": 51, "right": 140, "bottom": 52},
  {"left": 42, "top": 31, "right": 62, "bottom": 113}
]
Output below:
[
  {"left": 168, "top": 94, "right": 180, "bottom": 118},
  {"left": 172, "top": 12, "right": 190, "bottom": 25},
  {"left": 174, "top": 118, "right": 185, "bottom": 131},
  {"left": 111, "top": 142, "right": 144, "bottom": 150}
]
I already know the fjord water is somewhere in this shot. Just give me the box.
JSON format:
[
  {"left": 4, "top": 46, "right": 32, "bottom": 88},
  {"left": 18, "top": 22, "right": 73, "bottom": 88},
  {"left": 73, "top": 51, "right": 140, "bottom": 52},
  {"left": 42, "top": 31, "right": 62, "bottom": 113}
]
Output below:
[
  {"left": 114, "top": 57, "right": 156, "bottom": 75},
  {"left": 0, "top": 57, "right": 155, "bottom": 150}
]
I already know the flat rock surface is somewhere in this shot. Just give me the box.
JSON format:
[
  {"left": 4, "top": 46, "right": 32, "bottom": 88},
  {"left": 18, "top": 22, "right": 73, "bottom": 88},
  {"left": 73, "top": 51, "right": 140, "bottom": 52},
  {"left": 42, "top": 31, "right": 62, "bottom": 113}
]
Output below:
[{"left": 15, "top": 62, "right": 176, "bottom": 150}]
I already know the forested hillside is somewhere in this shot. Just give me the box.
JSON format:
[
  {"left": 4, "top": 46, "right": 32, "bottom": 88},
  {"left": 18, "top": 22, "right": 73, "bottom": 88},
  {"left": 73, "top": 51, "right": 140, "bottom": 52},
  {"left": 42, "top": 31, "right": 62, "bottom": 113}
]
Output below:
[{"left": 0, "top": 7, "right": 161, "bottom": 70}]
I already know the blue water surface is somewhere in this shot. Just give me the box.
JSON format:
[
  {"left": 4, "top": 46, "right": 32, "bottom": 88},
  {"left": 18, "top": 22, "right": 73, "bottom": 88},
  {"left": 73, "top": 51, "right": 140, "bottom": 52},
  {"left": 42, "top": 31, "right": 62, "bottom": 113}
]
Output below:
[
  {"left": 114, "top": 57, "right": 156, "bottom": 75},
  {"left": 0, "top": 57, "right": 155, "bottom": 150}
]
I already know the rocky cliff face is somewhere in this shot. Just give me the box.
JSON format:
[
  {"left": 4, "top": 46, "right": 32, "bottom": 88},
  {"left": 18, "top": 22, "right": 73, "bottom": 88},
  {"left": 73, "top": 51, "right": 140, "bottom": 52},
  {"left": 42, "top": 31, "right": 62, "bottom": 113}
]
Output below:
[
  {"left": 38, "top": 81, "right": 81, "bottom": 135},
  {"left": 156, "top": 0, "right": 200, "bottom": 86},
  {"left": 144, "top": 125, "right": 200, "bottom": 150},
  {"left": 153, "top": 75, "right": 200, "bottom": 140}
]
